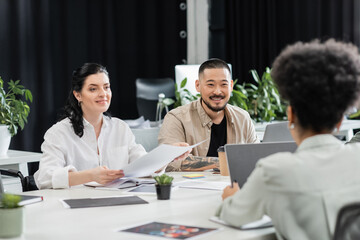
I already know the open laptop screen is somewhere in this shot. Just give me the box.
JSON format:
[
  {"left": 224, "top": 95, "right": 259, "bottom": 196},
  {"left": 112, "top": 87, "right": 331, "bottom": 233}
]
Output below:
[
  {"left": 0, "top": 172, "right": 4, "bottom": 193},
  {"left": 225, "top": 142, "right": 297, "bottom": 187}
]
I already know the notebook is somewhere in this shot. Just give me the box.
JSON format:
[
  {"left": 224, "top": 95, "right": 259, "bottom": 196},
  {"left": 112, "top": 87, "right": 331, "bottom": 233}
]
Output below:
[
  {"left": 61, "top": 195, "right": 148, "bottom": 209},
  {"left": 262, "top": 121, "right": 293, "bottom": 142},
  {"left": 0, "top": 172, "right": 43, "bottom": 206},
  {"left": 225, "top": 141, "right": 297, "bottom": 187}
]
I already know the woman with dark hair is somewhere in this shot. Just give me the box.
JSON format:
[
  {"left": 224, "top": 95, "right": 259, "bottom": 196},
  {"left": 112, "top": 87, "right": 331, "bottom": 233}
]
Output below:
[
  {"left": 35, "top": 63, "right": 187, "bottom": 189},
  {"left": 216, "top": 40, "right": 360, "bottom": 240}
]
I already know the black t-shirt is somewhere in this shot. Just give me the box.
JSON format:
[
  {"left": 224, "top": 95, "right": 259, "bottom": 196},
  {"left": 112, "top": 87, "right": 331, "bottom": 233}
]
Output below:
[{"left": 206, "top": 116, "right": 227, "bottom": 157}]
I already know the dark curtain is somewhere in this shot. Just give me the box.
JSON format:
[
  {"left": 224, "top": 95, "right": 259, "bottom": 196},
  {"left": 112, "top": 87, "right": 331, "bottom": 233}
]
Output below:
[
  {"left": 209, "top": 0, "right": 359, "bottom": 84},
  {"left": 0, "top": 0, "right": 186, "bottom": 174}
]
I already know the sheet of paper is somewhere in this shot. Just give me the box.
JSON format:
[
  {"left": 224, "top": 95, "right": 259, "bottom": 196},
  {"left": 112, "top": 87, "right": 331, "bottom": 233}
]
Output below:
[
  {"left": 209, "top": 215, "right": 272, "bottom": 230},
  {"left": 174, "top": 180, "right": 229, "bottom": 191},
  {"left": 123, "top": 140, "right": 207, "bottom": 177}
]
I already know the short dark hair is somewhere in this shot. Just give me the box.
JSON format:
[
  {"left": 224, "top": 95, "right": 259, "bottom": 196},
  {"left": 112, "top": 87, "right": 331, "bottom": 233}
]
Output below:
[
  {"left": 62, "top": 63, "right": 109, "bottom": 137},
  {"left": 271, "top": 39, "right": 360, "bottom": 132},
  {"left": 198, "top": 58, "right": 231, "bottom": 77}
]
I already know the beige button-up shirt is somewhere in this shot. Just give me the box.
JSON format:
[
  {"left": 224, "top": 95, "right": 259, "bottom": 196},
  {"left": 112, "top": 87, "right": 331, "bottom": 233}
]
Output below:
[
  {"left": 158, "top": 99, "right": 259, "bottom": 170},
  {"left": 216, "top": 134, "right": 360, "bottom": 240}
]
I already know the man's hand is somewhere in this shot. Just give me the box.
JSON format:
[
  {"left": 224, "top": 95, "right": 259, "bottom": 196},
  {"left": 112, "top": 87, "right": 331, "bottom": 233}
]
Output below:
[
  {"left": 222, "top": 181, "right": 240, "bottom": 200},
  {"left": 171, "top": 142, "right": 191, "bottom": 161}
]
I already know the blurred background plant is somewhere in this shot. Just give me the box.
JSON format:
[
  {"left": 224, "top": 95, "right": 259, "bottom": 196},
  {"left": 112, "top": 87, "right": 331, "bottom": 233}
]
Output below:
[
  {"left": 0, "top": 193, "right": 22, "bottom": 209},
  {"left": 174, "top": 68, "right": 287, "bottom": 122},
  {"left": 174, "top": 77, "right": 200, "bottom": 108},
  {"left": 0, "top": 77, "right": 33, "bottom": 136}
]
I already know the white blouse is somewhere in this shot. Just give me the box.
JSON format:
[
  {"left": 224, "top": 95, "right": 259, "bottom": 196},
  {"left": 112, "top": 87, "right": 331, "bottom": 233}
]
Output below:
[{"left": 34, "top": 116, "right": 147, "bottom": 189}]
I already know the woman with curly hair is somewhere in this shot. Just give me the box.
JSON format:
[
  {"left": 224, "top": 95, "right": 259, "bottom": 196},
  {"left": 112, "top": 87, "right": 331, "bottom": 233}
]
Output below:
[{"left": 216, "top": 40, "right": 360, "bottom": 240}]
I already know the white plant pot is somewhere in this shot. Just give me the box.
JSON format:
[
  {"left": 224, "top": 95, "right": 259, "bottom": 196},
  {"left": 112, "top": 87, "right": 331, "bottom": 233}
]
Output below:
[
  {"left": 0, "top": 207, "right": 24, "bottom": 238},
  {"left": 0, "top": 125, "right": 11, "bottom": 156}
]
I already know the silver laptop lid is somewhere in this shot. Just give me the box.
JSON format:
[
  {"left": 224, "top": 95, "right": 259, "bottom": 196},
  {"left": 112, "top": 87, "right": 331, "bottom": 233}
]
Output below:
[
  {"left": 0, "top": 172, "right": 4, "bottom": 193},
  {"left": 225, "top": 142, "right": 297, "bottom": 187},
  {"left": 262, "top": 121, "right": 293, "bottom": 142}
]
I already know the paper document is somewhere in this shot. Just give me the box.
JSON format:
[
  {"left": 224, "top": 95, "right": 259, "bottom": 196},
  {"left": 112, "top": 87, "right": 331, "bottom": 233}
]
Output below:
[
  {"left": 122, "top": 140, "right": 207, "bottom": 177},
  {"left": 85, "top": 177, "right": 155, "bottom": 189},
  {"left": 174, "top": 180, "right": 229, "bottom": 191},
  {"left": 209, "top": 215, "right": 272, "bottom": 230}
]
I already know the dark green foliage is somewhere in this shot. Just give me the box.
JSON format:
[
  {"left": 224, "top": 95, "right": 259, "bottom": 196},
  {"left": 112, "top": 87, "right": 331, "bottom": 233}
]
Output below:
[{"left": 0, "top": 77, "right": 33, "bottom": 136}]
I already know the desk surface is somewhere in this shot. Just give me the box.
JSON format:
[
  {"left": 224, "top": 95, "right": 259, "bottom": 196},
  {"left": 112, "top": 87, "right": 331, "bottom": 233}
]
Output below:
[{"left": 14, "top": 172, "right": 276, "bottom": 240}]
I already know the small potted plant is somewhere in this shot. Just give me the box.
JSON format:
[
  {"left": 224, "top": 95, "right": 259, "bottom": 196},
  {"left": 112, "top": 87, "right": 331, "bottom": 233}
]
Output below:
[
  {"left": 0, "top": 193, "right": 24, "bottom": 238},
  {"left": 0, "top": 77, "right": 33, "bottom": 156},
  {"left": 154, "top": 174, "right": 174, "bottom": 200}
]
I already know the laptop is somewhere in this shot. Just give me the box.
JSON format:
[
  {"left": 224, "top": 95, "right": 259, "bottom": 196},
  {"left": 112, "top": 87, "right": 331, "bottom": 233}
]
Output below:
[
  {"left": 225, "top": 142, "right": 297, "bottom": 187},
  {"left": 262, "top": 121, "right": 293, "bottom": 142},
  {"left": 0, "top": 172, "right": 43, "bottom": 206}
]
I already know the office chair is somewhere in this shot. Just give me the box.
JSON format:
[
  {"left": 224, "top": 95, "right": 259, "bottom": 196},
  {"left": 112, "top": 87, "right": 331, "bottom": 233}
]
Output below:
[
  {"left": 262, "top": 121, "right": 293, "bottom": 142},
  {"left": 136, "top": 78, "right": 175, "bottom": 121},
  {"left": 0, "top": 168, "right": 38, "bottom": 192},
  {"left": 333, "top": 202, "right": 360, "bottom": 240},
  {"left": 131, "top": 127, "right": 160, "bottom": 152}
]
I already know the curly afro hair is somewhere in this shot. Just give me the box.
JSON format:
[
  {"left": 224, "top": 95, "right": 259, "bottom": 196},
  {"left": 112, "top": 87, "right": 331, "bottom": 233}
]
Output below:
[{"left": 271, "top": 39, "right": 360, "bottom": 133}]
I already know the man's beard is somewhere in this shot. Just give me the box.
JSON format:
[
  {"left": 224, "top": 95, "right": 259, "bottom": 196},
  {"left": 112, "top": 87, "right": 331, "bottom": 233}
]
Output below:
[{"left": 201, "top": 96, "right": 228, "bottom": 112}]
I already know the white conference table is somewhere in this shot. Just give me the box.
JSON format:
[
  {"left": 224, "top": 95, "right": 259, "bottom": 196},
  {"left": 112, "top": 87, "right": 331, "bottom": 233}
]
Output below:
[{"left": 11, "top": 172, "right": 276, "bottom": 240}]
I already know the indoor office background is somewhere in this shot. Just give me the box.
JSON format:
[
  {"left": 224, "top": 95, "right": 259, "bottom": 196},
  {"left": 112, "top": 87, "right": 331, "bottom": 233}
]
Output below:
[{"left": 0, "top": 0, "right": 359, "bottom": 175}]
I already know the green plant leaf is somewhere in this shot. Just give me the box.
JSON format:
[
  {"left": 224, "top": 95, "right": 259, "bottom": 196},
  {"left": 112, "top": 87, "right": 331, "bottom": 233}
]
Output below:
[
  {"left": 250, "top": 70, "right": 260, "bottom": 84},
  {"left": 162, "top": 98, "right": 175, "bottom": 106},
  {"left": 25, "top": 89, "right": 33, "bottom": 102},
  {"left": 180, "top": 78, "right": 187, "bottom": 88}
]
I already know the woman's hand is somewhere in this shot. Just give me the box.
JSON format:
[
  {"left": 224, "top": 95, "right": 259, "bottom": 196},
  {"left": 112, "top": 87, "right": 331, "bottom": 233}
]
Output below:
[
  {"left": 172, "top": 142, "right": 191, "bottom": 161},
  {"left": 91, "top": 166, "right": 124, "bottom": 185},
  {"left": 222, "top": 181, "right": 240, "bottom": 200}
]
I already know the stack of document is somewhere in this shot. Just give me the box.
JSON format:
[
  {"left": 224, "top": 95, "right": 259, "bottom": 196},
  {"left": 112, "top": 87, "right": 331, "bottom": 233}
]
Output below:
[{"left": 86, "top": 178, "right": 155, "bottom": 190}]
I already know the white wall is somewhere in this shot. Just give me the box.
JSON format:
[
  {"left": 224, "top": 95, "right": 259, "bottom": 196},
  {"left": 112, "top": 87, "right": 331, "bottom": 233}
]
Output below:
[{"left": 186, "top": 0, "right": 209, "bottom": 64}]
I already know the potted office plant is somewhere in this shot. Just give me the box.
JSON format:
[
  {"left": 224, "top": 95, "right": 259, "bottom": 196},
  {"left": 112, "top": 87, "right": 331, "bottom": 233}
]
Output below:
[
  {"left": 154, "top": 174, "right": 174, "bottom": 200},
  {"left": 0, "top": 193, "right": 24, "bottom": 238},
  {"left": 0, "top": 77, "right": 33, "bottom": 156}
]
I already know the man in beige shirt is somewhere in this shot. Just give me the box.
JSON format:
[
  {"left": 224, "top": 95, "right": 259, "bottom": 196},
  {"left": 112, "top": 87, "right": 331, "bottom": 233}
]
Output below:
[{"left": 158, "top": 58, "right": 259, "bottom": 171}]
